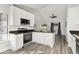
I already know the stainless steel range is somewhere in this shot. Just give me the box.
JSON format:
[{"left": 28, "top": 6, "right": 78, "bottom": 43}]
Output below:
[
  {"left": 18, "top": 28, "right": 33, "bottom": 44},
  {"left": 23, "top": 32, "right": 32, "bottom": 44}
]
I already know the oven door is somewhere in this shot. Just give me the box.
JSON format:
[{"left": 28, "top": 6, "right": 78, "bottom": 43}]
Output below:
[{"left": 23, "top": 33, "right": 32, "bottom": 44}]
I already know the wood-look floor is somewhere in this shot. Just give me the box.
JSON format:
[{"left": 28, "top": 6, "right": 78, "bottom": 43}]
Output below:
[{"left": 1, "top": 35, "right": 73, "bottom": 54}]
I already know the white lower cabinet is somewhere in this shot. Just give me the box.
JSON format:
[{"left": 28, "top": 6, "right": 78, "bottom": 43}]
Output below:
[
  {"left": 67, "top": 33, "right": 76, "bottom": 54},
  {"left": 32, "top": 32, "right": 55, "bottom": 48},
  {"left": 16, "top": 34, "right": 23, "bottom": 50},
  {"left": 9, "top": 34, "right": 23, "bottom": 51}
]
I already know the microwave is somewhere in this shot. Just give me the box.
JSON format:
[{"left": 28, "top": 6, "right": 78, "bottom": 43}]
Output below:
[{"left": 20, "top": 18, "right": 30, "bottom": 25}]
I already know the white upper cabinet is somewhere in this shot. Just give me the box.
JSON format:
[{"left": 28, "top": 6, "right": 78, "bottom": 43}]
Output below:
[
  {"left": 9, "top": 6, "right": 21, "bottom": 26},
  {"left": 9, "top": 5, "right": 34, "bottom": 26},
  {"left": 29, "top": 14, "right": 34, "bottom": 26},
  {"left": 13, "top": 6, "right": 21, "bottom": 25},
  {"left": 20, "top": 9, "right": 34, "bottom": 26},
  {"left": 20, "top": 9, "right": 27, "bottom": 19},
  {"left": 9, "top": 6, "right": 14, "bottom": 25}
]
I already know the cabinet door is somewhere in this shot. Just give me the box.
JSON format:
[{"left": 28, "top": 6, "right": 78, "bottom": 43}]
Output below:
[
  {"left": 9, "top": 6, "right": 14, "bottom": 25},
  {"left": 32, "top": 32, "right": 39, "bottom": 42},
  {"left": 37, "top": 33, "right": 43, "bottom": 43},
  {"left": 16, "top": 34, "right": 23, "bottom": 50},
  {"left": 13, "top": 7, "right": 21, "bottom": 25},
  {"left": 20, "top": 10, "right": 27, "bottom": 19},
  {"left": 30, "top": 14, "right": 34, "bottom": 26},
  {"left": 9, "top": 34, "right": 16, "bottom": 51}
]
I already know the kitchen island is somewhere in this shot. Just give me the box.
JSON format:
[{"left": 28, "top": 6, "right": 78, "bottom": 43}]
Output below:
[{"left": 32, "top": 32, "right": 55, "bottom": 48}]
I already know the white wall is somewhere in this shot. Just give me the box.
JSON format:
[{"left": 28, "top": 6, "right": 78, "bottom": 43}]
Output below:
[
  {"left": 0, "top": 4, "right": 11, "bottom": 41},
  {"left": 0, "top": 4, "right": 11, "bottom": 14},
  {"left": 34, "top": 4, "right": 67, "bottom": 35}
]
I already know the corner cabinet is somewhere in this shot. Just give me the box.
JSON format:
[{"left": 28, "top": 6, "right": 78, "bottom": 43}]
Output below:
[{"left": 9, "top": 5, "right": 34, "bottom": 26}]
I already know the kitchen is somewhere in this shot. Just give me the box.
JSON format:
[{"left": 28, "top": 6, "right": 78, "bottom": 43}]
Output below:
[
  {"left": 3, "top": 5, "right": 55, "bottom": 52},
  {"left": 0, "top": 4, "right": 79, "bottom": 54}
]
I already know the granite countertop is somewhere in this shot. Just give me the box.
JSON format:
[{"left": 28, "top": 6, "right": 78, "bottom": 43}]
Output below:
[
  {"left": 70, "top": 31, "right": 79, "bottom": 35},
  {"left": 33, "top": 31, "right": 54, "bottom": 33},
  {"left": 9, "top": 30, "right": 34, "bottom": 34},
  {"left": 9, "top": 30, "right": 54, "bottom": 34}
]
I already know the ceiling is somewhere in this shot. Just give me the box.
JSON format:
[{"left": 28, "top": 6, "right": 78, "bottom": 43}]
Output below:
[
  {"left": 15, "top": 4, "right": 79, "bottom": 10},
  {"left": 23, "top": 4, "right": 79, "bottom": 8},
  {"left": 68, "top": 4, "right": 79, "bottom": 8},
  {"left": 21, "top": 4, "right": 52, "bottom": 9}
]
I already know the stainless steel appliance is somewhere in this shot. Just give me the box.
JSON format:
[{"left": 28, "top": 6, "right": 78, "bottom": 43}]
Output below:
[
  {"left": 23, "top": 32, "right": 32, "bottom": 44},
  {"left": 17, "top": 28, "right": 33, "bottom": 44}
]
